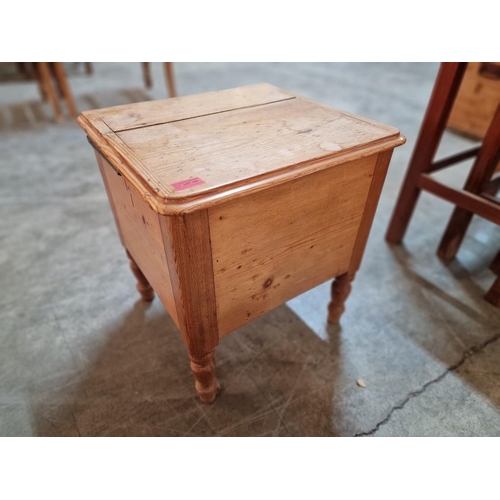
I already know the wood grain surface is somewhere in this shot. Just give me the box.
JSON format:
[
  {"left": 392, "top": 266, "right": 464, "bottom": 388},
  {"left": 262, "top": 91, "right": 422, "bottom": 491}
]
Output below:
[
  {"left": 92, "top": 83, "right": 293, "bottom": 131},
  {"left": 78, "top": 84, "right": 404, "bottom": 215},
  {"left": 209, "top": 155, "right": 377, "bottom": 336},
  {"left": 159, "top": 211, "right": 219, "bottom": 355},
  {"left": 97, "top": 152, "right": 179, "bottom": 326},
  {"left": 85, "top": 83, "right": 405, "bottom": 401}
]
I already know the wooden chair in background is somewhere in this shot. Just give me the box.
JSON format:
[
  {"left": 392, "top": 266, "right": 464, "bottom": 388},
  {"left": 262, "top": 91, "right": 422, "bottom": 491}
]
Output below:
[
  {"left": 32, "top": 62, "right": 78, "bottom": 121},
  {"left": 386, "top": 62, "right": 500, "bottom": 306},
  {"left": 45, "top": 62, "right": 177, "bottom": 120},
  {"left": 141, "top": 62, "right": 177, "bottom": 97},
  {"left": 8, "top": 62, "right": 176, "bottom": 122},
  {"left": 51, "top": 62, "right": 78, "bottom": 119},
  {"left": 33, "top": 62, "right": 64, "bottom": 121}
]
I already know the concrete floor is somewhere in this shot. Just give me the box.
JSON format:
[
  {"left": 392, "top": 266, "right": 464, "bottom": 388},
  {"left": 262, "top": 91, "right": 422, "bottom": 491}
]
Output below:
[{"left": 0, "top": 62, "right": 499, "bottom": 437}]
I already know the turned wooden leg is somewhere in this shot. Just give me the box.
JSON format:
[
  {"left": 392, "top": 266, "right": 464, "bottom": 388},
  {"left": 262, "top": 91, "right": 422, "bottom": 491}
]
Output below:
[
  {"left": 126, "top": 250, "right": 154, "bottom": 301},
  {"left": 189, "top": 350, "right": 220, "bottom": 403},
  {"left": 328, "top": 273, "right": 354, "bottom": 324}
]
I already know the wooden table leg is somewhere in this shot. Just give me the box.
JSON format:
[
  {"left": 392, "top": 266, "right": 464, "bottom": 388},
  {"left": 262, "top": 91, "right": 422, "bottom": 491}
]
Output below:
[
  {"left": 437, "top": 105, "right": 500, "bottom": 261},
  {"left": 35, "top": 62, "right": 63, "bottom": 121},
  {"left": 126, "top": 250, "right": 155, "bottom": 301},
  {"left": 84, "top": 62, "right": 93, "bottom": 75},
  {"left": 189, "top": 350, "right": 221, "bottom": 403},
  {"left": 163, "top": 62, "right": 177, "bottom": 98},
  {"left": 386, "top": 63, "right": 467, "bottom": 243},
  {"left": 328, "top": 273, "right": 354, "bottom": 324},
  {"left": 52, "top": 62, "right": 78, "bottom": 119},
  {"left": 161, "top": 211, "right": 220, "bottom": 402},
  {"left": 141, "top": 62, "right": 152, "bottom": 89},
  {"left": 33, "top": 63, "right": 47, "bottom": 101}
]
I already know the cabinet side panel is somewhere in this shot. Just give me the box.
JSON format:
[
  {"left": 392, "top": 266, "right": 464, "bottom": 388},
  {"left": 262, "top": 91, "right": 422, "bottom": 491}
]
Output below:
[
  {"left": 96, "top": 152, "right": 179, "bottom": 327},
  {"left": 348, "top": 150, "right": 393, "bottom": 274},
  {"left": 209, "top": 155, "right": 377, "bottom": 336}
]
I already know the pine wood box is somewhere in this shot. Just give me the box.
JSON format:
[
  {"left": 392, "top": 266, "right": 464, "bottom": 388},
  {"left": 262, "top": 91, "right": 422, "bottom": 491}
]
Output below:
[{"left": 77, "top": 84, "right": 405, "bottom": 402}]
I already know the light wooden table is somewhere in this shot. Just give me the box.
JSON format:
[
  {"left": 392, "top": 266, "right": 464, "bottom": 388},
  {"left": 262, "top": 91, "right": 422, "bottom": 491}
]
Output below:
[{"left": 77, "top": 84, "right": 405, "bottom": 403}]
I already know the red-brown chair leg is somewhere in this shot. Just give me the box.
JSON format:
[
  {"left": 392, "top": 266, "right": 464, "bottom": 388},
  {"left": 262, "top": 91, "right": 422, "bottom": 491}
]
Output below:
[
  {"left": 437, "top": 105, "right": 500, "bottom": 261},
  {"left": 386, "top": 63, "right": 467, "bottom": 243}
]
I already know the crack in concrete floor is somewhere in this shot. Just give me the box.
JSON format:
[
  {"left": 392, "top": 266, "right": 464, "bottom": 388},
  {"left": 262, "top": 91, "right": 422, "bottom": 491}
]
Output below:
[{"left": 355, "top": 332, "right": 500, "bottom": 437}]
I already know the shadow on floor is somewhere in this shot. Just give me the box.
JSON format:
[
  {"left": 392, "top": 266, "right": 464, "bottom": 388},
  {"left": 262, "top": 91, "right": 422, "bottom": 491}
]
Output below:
[
  {"left": 31, "top": 298, "right": 342, "bottom": 436},
  {"left": 388, "top": 243, "right": 500, "bottom": 409}
]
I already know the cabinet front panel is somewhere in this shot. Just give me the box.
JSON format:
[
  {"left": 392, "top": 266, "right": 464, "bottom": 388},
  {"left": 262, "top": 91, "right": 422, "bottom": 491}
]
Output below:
[{"left": 209, "top": 155, "right": 377, "bottom": 336}]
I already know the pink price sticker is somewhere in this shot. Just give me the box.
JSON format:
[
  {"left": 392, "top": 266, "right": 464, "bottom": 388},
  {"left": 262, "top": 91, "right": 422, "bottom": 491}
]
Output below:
[{"left": 171, "top": 177, "right": 205, "bottom": 191}]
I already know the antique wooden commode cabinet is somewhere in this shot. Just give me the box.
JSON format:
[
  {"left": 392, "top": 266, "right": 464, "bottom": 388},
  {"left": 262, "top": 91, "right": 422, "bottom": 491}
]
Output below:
[{"left": 77, "top": 84, "right": 405, "bottom": 403}]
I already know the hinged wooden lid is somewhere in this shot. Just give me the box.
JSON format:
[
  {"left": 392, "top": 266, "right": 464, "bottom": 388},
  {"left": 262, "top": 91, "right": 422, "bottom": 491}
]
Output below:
[{"left": 78, "top": 83, "right": 405, "bottom": 214}]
